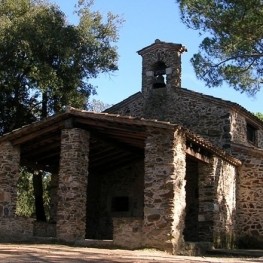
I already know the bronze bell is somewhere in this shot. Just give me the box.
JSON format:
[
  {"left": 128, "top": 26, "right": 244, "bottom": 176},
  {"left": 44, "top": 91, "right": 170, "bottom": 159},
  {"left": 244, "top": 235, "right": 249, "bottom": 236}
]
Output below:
[{"left": 153, "top": 74, "right": 166, "bottom": 89}]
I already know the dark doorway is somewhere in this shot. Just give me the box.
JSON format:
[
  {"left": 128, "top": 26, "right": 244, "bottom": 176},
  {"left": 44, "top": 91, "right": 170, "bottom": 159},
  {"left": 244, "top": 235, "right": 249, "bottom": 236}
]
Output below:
[
  {"left": 86, "top": 171, "right": 112, "bottom": 240},
  {"left": 184, "top": 158, "right": 199, "bottom": 241}
]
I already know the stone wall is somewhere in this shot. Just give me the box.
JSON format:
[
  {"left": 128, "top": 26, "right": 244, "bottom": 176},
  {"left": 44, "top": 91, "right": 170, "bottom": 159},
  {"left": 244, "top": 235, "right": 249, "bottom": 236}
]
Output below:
[
  {"left": 143, "top": 127, "right": 186, "bottom": 253},
  {"left": 0, "top": 217, "right": 34, "bottom": 241},
  {"left": 86, "top": 160, "right": 144, "bottom": 240},
  {"left": 108, "top": 89, "right": 234, "bottom": 151},
  {"left": 0, "top": 141, "right": 20, "bottom": 218},
  {"left": 113, "top": 217, "right": 143, "bottom": 249},
  {"left": 56, "top": 128, "right": 90, "bottom": 241},
  {"left": 106, "top": 93, "right": 144, "bottom": 118},
  {"left": 106, "top": 40, "right": 263, "bottom": 250},
  {"left": 33, "top": 221, "right": 56, "bottom": 237},
  {"left": 231, "top": 111, "right": 263, "bottom": 148},
  {"left": 143, "top": 89, "right": 232, "bottom": 150},
  {"left": 0, "top": 141, "right": 34, "bottom": 241},
  {"left": 197, "top": 157, "right": 236, "bottom": 248},
  {"left": 232, "top": 145, "right": 263, "bottom": 247}
]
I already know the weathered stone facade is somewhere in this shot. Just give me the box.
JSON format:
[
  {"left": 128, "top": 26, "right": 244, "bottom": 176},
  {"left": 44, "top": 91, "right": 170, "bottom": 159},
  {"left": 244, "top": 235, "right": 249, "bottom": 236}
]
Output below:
[
  {"left": 0, "top": 141, "right": 34, "bottom": 241},
  {"left": 0, "top": 39, "right": 262, "bottom": 253},
  {"left": 113, "top": 217, "right": 143, "bottom": 249},
  {"left": 0, "top": 141, "right": 20, "bottom": 218},
  {"left": 231, "top": 111, "right": 263, "bottom": 148},
  {"left": 232, "top": 145, "right": 263, "bottom": 246},
  {"left": 138, "top": 39, "right": 186, "bottom": 96},
  {"left": 0, "top": 217, "right": 34, "bottom": 241},
  {"left": 106, "top": 40, "right": 263, "bottom": 249}
]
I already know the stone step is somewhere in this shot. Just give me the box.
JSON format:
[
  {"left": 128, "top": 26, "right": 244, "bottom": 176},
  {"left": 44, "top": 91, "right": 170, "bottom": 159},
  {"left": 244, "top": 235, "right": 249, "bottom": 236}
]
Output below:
[{"left": 181, "top": 242, "right": 213, "bottom": 256}]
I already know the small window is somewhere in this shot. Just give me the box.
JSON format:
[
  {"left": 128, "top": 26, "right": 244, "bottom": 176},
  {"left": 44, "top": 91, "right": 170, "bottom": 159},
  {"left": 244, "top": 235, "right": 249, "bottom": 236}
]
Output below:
[
  {"left": 111, "top": 196, "right": 129, "bottom": 212},
  {"left": 247, "top": 123, "right": 257, "bottom": 144}
]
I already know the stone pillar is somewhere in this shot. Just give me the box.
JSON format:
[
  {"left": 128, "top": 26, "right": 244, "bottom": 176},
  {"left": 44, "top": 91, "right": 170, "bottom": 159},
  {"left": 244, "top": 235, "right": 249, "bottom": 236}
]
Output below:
[
  {"left": 197, "top": 156, "right": 237, "bottom": 248},
  {"left": 198, "top": 159, "right": 216, "bottom": 242},
  {"left": 143, "top": 127, "right": 186, "bottom": 254},
  {"left": 56, "top": 128, "right": 90, "bottom": 241},
  {"left": 213, "top": 158, "right": 236, "bottom": 248},
  {"left": 0, "top": 141, "right": 20, "bottom": 217},
  {"left": 49, "top": 173, "right": 59, "bottom": 223}
]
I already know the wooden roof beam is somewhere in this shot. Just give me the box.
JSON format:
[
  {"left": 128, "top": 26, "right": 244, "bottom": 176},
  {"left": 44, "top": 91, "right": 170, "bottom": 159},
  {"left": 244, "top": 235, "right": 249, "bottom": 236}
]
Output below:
[{"left": 186, "top": 147, "right": 210, "bottom": 164}]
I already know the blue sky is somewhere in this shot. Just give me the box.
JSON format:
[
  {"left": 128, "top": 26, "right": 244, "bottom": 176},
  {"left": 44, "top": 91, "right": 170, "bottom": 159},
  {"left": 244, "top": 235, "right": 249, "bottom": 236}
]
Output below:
[{"left": 52, "top": 0, "right": 262, "bottom": 113}]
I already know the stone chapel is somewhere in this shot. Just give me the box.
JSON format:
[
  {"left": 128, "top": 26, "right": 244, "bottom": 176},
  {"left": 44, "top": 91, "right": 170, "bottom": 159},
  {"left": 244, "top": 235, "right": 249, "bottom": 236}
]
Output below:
[{"left": 0, "top": 39, "right": 263, "bottom": 254}]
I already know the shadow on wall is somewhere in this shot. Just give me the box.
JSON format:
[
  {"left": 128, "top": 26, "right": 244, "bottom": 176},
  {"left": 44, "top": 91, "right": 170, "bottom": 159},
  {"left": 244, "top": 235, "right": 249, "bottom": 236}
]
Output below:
[{"left": 214, "top": 159, "right": 236, "bottom": 249}]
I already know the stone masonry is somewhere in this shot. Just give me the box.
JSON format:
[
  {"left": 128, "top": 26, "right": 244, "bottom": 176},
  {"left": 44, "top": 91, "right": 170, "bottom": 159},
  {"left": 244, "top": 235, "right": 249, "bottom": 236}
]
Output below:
[
  {"left": 212, "top": 158, "right": 236, "bottom": 248},
  {"left": 0, "top": 141, "right": 34, "bottom": 240},
  {"left": 138, "top": 39, "right": 186, "bottom": 96},
  {"left": 0, "top": 141, "right": 20, "bottom": 218},
  {"left": 143, "top": 126, "right": 186, "bottom": 253},
  {"left": 232, "top": 145, "right": 263, "bottom": 244},
  {"left": 56, "top": 128, "right": 90, "bottom": 241},
  {"left": 0, "top": 39, "right": 261, "bottom": 252},
  {"left": 107, "top": 40, "right": 263, "bottom": 248}
]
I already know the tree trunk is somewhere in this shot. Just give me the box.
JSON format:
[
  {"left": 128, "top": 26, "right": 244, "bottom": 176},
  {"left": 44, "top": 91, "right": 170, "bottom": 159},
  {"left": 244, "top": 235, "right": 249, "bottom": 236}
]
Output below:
[
  {"left": 32, "top": 91, "right": 48, "bottom": 222},
  {"left": 33, "top": 171, "right": 46, "bottom": 222},
  {"left": 42, "top": 91, "right": 48, "bottom": 119}
]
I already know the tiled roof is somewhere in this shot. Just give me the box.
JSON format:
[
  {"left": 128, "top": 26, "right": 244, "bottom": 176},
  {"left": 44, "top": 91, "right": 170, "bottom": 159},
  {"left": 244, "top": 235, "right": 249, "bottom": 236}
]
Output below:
[
  {"left": 105, "top": 87, "right": 263, "bottom": 128},
  {"left": 0, "top": 106, "right": 241, "bottom": 166},
  {"left": 137, "top": 39, "right": 187, "bottom": 55}
]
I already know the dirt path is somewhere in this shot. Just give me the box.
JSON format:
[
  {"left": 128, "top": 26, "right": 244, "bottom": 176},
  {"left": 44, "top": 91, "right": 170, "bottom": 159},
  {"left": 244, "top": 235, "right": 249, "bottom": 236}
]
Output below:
[{"left": 0, "top": 244, "right": 262, "bottom": 263}]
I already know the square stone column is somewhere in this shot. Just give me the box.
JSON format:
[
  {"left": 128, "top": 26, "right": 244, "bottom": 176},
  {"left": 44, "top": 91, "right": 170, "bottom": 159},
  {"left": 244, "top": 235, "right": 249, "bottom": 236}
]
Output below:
[
  {"left": 198, "top": 159, "right": 216, "bottom": 241},
  {"left": 199, "top": 157, "right": 236, "bottom": 248},
  {"left": 143, "top": 127, "right": 186, "bottom": 254},
  {"left": 0, "top": 141, "right": 20, "bottom": 217},
  {"left": 56, "top": 128, "right": 90, "bottom": 241}
]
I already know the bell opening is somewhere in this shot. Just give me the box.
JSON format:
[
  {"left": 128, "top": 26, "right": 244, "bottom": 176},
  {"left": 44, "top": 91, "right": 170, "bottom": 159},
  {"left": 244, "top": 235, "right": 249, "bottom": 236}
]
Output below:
[
  {"left": 152, "top": 61, "right": 167, "bottom": 89},
  {"left": 153, "top": 74, "right": 166, "bottom": 89}
]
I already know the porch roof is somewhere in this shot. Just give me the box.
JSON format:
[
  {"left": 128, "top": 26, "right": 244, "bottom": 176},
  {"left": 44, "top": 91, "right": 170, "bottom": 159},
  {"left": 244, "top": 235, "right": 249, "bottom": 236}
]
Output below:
[{"left": 0, "top": 107, "right": 241, "bottom": 172}]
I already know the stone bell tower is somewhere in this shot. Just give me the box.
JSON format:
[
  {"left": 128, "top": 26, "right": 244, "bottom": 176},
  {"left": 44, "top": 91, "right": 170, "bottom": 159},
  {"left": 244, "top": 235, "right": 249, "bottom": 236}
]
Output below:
[{"left": 137, "top": 39, "right": 187, "bottom": 98}]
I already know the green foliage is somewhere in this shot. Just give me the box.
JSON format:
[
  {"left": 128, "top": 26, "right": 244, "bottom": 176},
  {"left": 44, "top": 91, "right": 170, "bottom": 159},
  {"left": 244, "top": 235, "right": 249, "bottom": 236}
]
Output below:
[
  {"left": 16, "top": 168, "right": 35, "bottom": 217},
  {"left": 16, "top": 168, "right": 51, "bottom": 219},
  {"left": 254, "top": 112, "right": 263, "bottom": 121},
  {"left": 177, "top": 0, "right": 263, "bottom": 95},
  {"left": 0, "top": 0, "right": 122, "bottom": 134}
]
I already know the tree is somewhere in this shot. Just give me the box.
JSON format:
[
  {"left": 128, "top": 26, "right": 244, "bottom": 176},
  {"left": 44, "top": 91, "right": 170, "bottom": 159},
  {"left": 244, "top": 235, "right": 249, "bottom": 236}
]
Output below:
[
  {"left": 0, "top": 0, "right": 122, "bottom": 221},
  {"left": 176, "top": 0, "right": 263, "bottom": 95},
  {"left": 255, "top": 112, "right": 263, "bottom": 121},
  {"left": 87, "top": 98, "right": 112, "bottom": 112},
  {"left": 0, "top": 0, "right": 122, "bottom": 134},
  {"left": 16, "top": 168, "right": 51, "bottom": 219}
]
